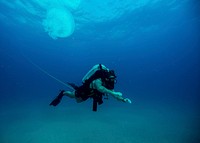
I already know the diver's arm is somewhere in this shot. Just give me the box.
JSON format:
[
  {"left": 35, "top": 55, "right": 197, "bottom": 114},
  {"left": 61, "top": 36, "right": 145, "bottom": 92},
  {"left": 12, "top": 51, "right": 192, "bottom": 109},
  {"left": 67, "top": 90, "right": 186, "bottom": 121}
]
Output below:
[
  {"left": 93, "top": 79, "right": 113, "bottom": 94},
  {"left": 94, "top": 79, "right": 132, "bottom": 103},
  {"left": 110, "top": 91, "right": 132, "bottom": 103}
]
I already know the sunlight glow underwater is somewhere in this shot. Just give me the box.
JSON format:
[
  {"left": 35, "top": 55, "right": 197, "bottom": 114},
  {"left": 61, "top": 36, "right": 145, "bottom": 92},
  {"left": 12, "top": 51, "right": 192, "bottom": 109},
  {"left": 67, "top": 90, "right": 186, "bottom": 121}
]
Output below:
[
  {"left": 0, "top": 0, "right": 81, "bottom": 39},
  {"left": 43, "top": 8, "right": 75, "bottom": 39}
]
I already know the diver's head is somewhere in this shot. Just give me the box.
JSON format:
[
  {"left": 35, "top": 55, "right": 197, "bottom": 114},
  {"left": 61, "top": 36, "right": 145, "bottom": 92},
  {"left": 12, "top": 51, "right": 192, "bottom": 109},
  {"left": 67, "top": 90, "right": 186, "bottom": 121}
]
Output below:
[
  {"left": 104, "top": 70, "right": 117, "bottom": 89},
  {"left": 106, "top": 70, "right": 116, "bottom": 81}
]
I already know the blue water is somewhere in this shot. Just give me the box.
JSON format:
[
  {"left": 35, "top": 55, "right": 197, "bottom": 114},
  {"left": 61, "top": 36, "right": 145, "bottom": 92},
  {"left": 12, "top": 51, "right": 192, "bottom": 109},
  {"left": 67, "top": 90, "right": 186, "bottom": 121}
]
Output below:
[{"left": 0, "top": 0, "right": 199, "bottom": 143}]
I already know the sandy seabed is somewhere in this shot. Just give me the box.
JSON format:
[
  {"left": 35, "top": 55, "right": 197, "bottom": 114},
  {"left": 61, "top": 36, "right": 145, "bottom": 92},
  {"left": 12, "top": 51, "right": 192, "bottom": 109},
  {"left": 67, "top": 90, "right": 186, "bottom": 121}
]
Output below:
[{"left": 0, "top": 99, "right": 199, "bottom": 143}]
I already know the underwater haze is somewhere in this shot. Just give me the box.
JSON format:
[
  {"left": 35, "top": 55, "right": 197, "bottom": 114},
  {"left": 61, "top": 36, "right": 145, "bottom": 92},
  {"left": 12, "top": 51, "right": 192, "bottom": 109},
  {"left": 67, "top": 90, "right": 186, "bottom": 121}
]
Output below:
[{"left": 0, "top": 0, "right": 200, "bottom": 143}]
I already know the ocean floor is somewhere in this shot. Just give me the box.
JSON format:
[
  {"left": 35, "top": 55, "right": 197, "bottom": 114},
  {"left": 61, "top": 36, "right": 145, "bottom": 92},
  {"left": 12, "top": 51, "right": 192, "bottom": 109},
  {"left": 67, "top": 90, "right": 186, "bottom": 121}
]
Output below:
[{"left": 0, "top": 97, "right": 199, "bottom": 143}]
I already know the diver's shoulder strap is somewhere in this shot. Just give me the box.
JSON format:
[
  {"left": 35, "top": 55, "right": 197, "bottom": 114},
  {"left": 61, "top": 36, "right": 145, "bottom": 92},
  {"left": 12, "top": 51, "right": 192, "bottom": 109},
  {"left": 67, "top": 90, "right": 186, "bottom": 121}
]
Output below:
[{"left": 99, "top": 64, "right": 102, "bottom": 70}]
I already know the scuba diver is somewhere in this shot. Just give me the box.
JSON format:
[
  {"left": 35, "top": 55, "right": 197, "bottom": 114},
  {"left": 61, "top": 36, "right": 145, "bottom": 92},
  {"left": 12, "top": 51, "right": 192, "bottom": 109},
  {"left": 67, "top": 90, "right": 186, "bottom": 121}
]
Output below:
[{"left": 50, "top": 64, "right": 132, "bottom": 111}]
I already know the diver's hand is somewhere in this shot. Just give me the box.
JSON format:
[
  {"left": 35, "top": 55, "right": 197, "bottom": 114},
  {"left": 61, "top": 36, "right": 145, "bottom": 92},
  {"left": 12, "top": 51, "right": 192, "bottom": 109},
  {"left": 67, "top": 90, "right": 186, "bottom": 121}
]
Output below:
[{"left": 123, "top": 98, "right": 132, "bottom": 104}]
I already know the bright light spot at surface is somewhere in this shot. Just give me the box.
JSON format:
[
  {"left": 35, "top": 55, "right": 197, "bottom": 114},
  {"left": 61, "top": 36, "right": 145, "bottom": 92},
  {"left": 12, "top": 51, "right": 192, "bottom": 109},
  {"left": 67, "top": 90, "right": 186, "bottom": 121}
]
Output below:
[
  {"left": 0, "top": 0, "right": 81, "bottom": 39},
  {"left": 0, "top": 0, "right": 194, "bottom": 40},
  {"left": 43, "top": 8, "right": 75, "bottom": 39}
]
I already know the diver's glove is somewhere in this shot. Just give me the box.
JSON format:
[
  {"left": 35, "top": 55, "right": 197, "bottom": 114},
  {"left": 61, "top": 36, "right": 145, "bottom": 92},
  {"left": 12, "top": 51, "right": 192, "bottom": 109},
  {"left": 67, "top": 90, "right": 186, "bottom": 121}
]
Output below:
[{"left": 123, "top": 98, "right": 132, "bottom": 104}]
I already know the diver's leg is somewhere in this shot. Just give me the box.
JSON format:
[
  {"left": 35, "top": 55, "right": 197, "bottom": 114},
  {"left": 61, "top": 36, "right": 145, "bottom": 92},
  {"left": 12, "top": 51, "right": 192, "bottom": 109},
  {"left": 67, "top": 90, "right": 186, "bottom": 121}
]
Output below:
[
  {"left": 63, "top": 91, "right": 75, "bottom": 98},
  {"left": 64, "top": 91, "right": 84, "bottom": 103}
]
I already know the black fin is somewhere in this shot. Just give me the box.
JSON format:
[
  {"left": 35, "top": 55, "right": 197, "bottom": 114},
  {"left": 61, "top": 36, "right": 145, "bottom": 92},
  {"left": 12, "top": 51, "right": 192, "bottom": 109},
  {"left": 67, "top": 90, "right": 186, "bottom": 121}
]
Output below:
[{"left": 49, "top": 90, "right": 65, "bottom": 106}]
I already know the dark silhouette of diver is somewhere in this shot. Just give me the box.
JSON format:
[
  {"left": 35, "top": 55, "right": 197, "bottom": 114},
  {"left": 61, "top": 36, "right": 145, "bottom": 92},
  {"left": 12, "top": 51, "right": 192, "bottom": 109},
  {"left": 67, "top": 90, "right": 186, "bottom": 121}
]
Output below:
[{"left": 50, "top": 64, "right": 132, "bottom": 111}]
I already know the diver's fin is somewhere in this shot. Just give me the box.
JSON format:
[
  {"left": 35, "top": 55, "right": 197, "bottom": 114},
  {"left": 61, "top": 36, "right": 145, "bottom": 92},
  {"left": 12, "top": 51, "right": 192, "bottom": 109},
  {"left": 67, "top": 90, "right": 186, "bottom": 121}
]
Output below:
[{"left": 49, "top": 90, "right": 65, "bottom": 106}]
